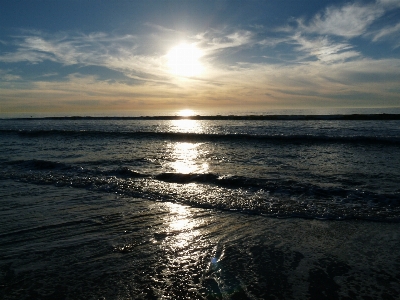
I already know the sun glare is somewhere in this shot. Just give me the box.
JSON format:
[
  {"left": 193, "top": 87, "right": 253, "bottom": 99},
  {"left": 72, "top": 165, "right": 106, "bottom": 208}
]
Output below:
[
  {"left": 167, "top": 43, "right": 203, "bottom": 77},
  {"left": 178, "top": 109, "right": 195, "bottom": 117}
]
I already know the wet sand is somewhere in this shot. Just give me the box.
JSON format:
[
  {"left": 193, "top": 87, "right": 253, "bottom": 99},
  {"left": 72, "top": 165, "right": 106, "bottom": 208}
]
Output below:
[{"left": 1, "top": 180, "right": 399, "bottom": 299}]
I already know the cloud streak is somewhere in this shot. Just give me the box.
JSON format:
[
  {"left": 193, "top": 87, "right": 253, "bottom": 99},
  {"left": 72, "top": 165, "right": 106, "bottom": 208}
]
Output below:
[
  {"left": 0, "top": 32, "right": 173, "bottom": 83},
  {"left": 299, "top": 2, "right": 384, "bottom": 38},
  {"left": 370, "top": 22, "right": 400, "bottom": 45}
]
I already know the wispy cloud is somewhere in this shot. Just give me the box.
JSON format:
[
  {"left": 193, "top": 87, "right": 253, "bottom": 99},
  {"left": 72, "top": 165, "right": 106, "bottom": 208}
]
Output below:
[
  {"left": 266, "top": 0, "right": 400, "bottom": 64},
  {"left": 40, "top": 72, "right": 59, "bottom": 78},
  {"left": 370, "top": 22, "right": 400, "bottom": 44},
  {"left": 299, "top": 2, "right": 384, "bottom": 38},
  {"left": 378, "top": 0, "right": 400, "bottom": 9},
  {"left": 0, "top": 32, "right": 172, "bottom": 83},
  {"left": 290, "top": 34, "right": 361, "bottom": 63},
  {"left": 144, "top": 22, "right": 181, "bottom": 33},
  {"left": 194, "top": 29, "right": 253, "bottom": 53},
  {"left": 0, "top": 69, "right": 21, "bottom": 81}
]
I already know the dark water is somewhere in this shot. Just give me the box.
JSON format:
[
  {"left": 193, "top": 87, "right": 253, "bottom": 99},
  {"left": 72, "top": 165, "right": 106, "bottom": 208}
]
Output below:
[{"left": 1, "top": 117, "right": 400, "bottom": 299}]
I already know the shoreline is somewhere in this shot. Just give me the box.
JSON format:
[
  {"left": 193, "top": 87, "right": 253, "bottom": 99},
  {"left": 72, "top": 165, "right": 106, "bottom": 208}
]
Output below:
[{"left": 1, "top": 180, "right": 399, "bottom": 299}]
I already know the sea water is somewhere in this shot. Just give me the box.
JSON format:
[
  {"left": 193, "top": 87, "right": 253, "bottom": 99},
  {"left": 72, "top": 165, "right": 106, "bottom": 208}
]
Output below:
[{"left": 0, "top": 116, "right": 399, "bottom": 299}]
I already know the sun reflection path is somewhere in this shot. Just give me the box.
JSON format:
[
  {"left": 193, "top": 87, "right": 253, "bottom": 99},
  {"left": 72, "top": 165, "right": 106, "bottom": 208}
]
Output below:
[
  {"left": 165, "top": 202, "right": 198, "bottom": 249},
  {"left": 166, "top": 118, "right": 210, "bottom": 174},
  {"left": 170, "top": 142, "right": 209, "bottom": 174},
  {"left": 147, "top": 201, "right": 214, "bottom": 297},
  {"left": 170, "top": 119, "right": 204, "bottom": 133}
]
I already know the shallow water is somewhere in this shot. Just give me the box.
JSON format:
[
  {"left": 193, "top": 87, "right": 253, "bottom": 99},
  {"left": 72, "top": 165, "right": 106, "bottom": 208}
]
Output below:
[{"left": 1, "top": 180, "right": 399, "bottom": 299}]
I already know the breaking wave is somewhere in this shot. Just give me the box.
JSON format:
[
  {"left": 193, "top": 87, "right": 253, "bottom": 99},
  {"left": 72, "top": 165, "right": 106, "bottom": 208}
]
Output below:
[{"left": 2, "top": 159, "right": 399, "bottom": 222}]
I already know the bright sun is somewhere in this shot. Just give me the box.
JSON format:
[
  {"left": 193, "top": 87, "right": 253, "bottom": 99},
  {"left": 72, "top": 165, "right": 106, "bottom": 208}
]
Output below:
[
  {"left": 178, "top": 109, "right": 195, "bottom": 117},
  {"left": 167, "top": 43, "right": 203, "bottom": 77}
]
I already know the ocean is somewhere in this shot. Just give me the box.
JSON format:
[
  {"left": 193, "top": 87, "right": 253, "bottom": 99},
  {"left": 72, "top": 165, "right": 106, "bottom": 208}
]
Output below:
[{"left": 1, "top": 114, "right": 399, "bottom": 299}]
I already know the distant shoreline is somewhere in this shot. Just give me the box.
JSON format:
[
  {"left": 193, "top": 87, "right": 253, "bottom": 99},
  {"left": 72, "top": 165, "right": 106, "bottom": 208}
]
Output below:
[{"left": 3, "top": 114, "right": 400, "bottom": 121}]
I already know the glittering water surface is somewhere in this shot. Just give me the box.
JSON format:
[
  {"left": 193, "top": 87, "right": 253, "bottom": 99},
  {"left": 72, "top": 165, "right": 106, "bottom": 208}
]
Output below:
[{"left": 1, "top": 117, "right": 400, "bottom": 299}]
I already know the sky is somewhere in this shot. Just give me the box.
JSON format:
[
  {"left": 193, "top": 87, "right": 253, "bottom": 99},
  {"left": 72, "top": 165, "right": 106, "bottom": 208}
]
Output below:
[{"left": 1, "top": 0, "right": 400, "bottom": 116}]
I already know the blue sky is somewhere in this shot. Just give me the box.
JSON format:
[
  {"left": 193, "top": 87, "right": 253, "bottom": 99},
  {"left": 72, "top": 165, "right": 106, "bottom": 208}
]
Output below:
[{"left": 1, "top": 0, "right": 400, "bottom": 115}]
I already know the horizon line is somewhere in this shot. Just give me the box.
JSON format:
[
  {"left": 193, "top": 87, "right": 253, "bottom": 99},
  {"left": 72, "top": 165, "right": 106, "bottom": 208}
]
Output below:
[{"left": 2, "top": 113, "right": 400, "bottom": 121}]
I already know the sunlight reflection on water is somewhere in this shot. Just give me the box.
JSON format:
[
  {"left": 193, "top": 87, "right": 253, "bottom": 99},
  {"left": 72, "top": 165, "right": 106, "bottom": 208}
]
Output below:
[
  {"left": 170, "top": 142, "right": 209, "bottom": 174},
  {"left": 170, "top": 119, "right": 204, "bottom": 133},
  {"left": 166, "top": 202, "right": 199, "bottom": 249},
  {"left": 166, "top": 119, "right": 209, "bottom": 174}
]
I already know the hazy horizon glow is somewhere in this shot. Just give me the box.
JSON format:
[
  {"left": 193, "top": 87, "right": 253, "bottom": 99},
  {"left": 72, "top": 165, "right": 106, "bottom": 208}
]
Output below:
[{"left": 0, "top": 0, "right": 400, "bottom": 116}]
